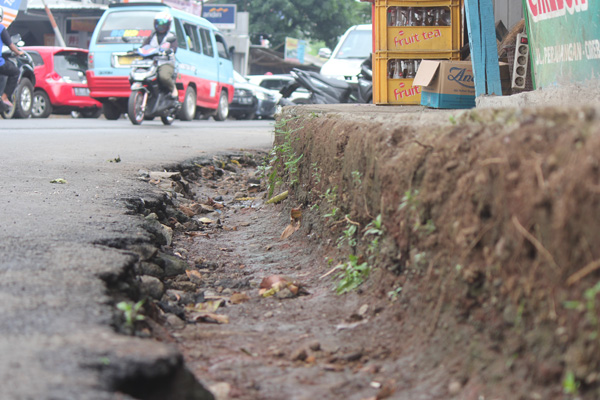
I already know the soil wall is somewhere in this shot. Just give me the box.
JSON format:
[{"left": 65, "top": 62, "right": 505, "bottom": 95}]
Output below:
[{"left": 274, "top": 104, "right": 600, "bottom": 399}]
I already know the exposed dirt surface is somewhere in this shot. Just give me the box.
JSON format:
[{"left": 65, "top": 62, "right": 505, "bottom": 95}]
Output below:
[{"left": 131, "top": 103, "right": 600, "bottom": 400}]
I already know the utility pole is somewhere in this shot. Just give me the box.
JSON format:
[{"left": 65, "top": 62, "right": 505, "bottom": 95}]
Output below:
[{"left": 40, "top": 0, "right": 66, "bottom": 47}]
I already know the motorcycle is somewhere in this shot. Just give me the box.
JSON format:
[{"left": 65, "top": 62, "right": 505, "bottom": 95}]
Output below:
[
  {"left": 127, "top": 45, "right": 180, "bottom": 125},
  {"left": 357, "top": 56, "right": 373, "bottom": 104},
  {"left": 0, "top": 34, "right": 35, "bottom": 119},
  {"left": 279, "top": 68, "right": 359, "bottom": 106}
]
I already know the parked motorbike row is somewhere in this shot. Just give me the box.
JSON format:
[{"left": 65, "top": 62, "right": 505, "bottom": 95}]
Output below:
[{"left": 278, "top": 56, "right": 373, "bottom": 106}]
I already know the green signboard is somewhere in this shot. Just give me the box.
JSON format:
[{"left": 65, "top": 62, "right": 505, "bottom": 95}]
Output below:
[{"left": 524, "top": 0, "right": 600, "bottom": 87}]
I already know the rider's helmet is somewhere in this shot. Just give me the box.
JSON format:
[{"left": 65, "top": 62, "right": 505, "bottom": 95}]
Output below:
[{"left": 154, "top": 11, "right": 172, "bottom": 34}]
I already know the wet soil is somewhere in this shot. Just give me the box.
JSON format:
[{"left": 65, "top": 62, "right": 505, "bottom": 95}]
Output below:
[{"left": 134, "top": 103, "right": 600, "bottom": 400}]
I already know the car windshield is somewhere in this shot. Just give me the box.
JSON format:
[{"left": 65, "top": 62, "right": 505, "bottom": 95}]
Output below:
[
  {"left": 54, "top": 51, "right": 88, "bottom": 83},
  {"left": 334, "top": 30, "right": 372, "bottom": 60},
  {"left": 96, "top": 10, "right": 156, "bottom": 44}
]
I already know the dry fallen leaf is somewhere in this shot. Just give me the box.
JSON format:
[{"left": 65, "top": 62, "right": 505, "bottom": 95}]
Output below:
[
  {"left": 259, "top": 275, "right": 308, "bottom": 298},
  {"left": 184, "top": 231, "right": 209, "bottom": 237},
  {"left": 179, "top": 205, "right": 198, "bottom": 217},
  {"left": 280, "top": 207, "right": 302, "bottom": 240},
  {"left": 185, "top": 270, "right": 203, "bottom": 284},
  {"left": 188, "top": 311, "right": 229, "bottom": 324},
  {"left": 186, "top": 299, "right": 223, "bottom": 313},
  {"left": 230, "top": 292, "right": 250, "bottom": 304}
]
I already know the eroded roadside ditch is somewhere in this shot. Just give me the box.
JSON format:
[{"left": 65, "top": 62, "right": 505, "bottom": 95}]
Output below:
[
  {"left": 103, "top": 104, "right": 600, "bottom": 400},
  {"left": 104, "top": 152, "right": 404, "bottom": 400}
]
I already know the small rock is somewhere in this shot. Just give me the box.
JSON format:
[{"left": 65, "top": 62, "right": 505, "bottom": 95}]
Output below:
[
  {"left": 129, "top": 244, "right": 158, "bottom": 261},
  {"left": 209, "top": 382, "right": 231, "bottom": 400},
  {"left": 275, "top": 287, "right": 296, "bottom": 299},
  {"left": 358, "top": 304, "right": 369, "bottom": 317},
  {"left": 165, "top": 313, "right": 186, "bottom": 330},
  {"left": 343, "top": 351, "right": 363, "bottom": 362},
  {"left": 139, "top": 275, "right": 164, "bottom": 300},
  {"left": 264, "top": 311, "right": 274, "bottom": 318},
  {"left": 149, "top": 171, "right": 182, "bottom": 181},
  {"left": 291, "top": 348, "right": 308, "bottom": 362},
  {"left": 308, "top": 341, "right": 321, "bottom": 351},
  {"left": 448, "top": 380, "right": 461, "bottom": 395},
  {"left": 268, "top": 347, "right": 285, "bottom": 357},
  {"left": 139, "top": 261, "right": 165, "bottom": 278},
  {"left": 158, "top": 253, "right": 190, "bottom": 277},
  {"left": 169, "top": 281, "right": 197, "bottom": 292}
]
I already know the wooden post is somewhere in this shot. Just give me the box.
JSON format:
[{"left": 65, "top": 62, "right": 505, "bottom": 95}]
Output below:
[{"left": 464, "top": 0, "right": 502, "bottom": 96}]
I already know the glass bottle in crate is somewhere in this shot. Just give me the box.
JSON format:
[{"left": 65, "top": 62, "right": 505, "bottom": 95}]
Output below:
[
  {"left": 388, "top": 7, "right": 396, "bottom": 26},
  {"left": 440, "top": 8, "right": 451, "bottom": 26},
  {"left": 405, "top": 60, "right": 416, "bottom": 78},
  {"left": 406, "top": 7, "right": 416, "bottom": 26}
]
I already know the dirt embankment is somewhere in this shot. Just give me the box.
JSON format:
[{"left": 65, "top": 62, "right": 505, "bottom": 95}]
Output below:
[{"left": 274, "top": 105, "right": 600, "bottom": 399}]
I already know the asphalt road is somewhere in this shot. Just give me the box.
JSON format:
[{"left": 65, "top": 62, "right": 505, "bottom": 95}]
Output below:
[{"left": 0, "top": 116, "right": 274, "bottom": 400}]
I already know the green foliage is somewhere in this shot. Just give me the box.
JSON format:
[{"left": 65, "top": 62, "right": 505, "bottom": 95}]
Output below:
[
  {"left": 564, "top": 280, "right": 600, "bottom": 339},
  {"left": 335, "top": 254, "right": 370, "bottom": 294},
  {"left": 322, "top": 186, "right": 340, "bottom": 220},
  {"left": 399, "top": 189, "right": 436, "bottom": 237},
  {"left": 351, "top": 170, "right": 362, "bottom": 187},
  {"left": 363, "top": 214, "right": 383, "bottom": 258},
  {"left": 387, "top": 286, "right": 402, "bottom": 301},
  {"left": 337, "top": 217, "right": 358, "bottom": 248},
  {"left": 312, "top": 162, "right": 321, "bottom": 185},
  {"left": 224, "top": 0, "right": 371, "bottom": 50},
  {"left": 260, "top": 117, "right": 304, "bottom": 197},
  {"left": 563, "top": 371, "right": 579, "bottom": 395},
  {"left": 117, "top": 300, "right": 145, "bottom": 329}
]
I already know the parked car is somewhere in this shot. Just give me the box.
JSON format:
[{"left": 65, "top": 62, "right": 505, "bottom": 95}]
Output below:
[
  {"left": 246, "top": 74, "right": 310, "bottom": 104},
  {"left": 230, "top": 71, "right": 278, "bottom": 120},
  {"left": 320, "top": 24, "right": 373, "bottom": 83},
  {"left": 24, "top": 46, "right": 102, "bottom": 118}
]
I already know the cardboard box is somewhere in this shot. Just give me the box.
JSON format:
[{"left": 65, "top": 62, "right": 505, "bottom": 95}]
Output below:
[{"left": 413, "top": 60, "right": 475, "bottom": 109}]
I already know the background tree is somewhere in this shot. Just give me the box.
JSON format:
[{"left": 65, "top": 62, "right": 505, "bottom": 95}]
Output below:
[{"left": 206, "top": 0, "right": 371, "bottom": 51}]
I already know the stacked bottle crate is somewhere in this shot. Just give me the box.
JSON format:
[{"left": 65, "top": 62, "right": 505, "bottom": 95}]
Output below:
[{"left": 374, "top": 0, "right": 463, "bottom": 105}]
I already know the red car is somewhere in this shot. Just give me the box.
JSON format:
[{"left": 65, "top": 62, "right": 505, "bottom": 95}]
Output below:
[{"left": 24, "top": 46, "right": 102, "bottom": 118}]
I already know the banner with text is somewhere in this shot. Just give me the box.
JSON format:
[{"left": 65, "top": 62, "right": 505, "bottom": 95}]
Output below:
[
  {"left": 1, "top": 0, "right": 22, "bottom": 28},
  {"left": 202, "top": 4, "right": 236, "bottom": 29},
  {"left": 525, "top": 0, "right": 600, "bottom": 87},
  {"left": 284, "top": 37, "right": 306, "bottom": 64}
]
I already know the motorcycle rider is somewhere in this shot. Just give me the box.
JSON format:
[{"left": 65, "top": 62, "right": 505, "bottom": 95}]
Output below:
[
  {"left": 0, "top": 7, "right": 25, "bottom": 109},
  {"left": 141, "top": 10, "right": 178, "bottom": 99}
]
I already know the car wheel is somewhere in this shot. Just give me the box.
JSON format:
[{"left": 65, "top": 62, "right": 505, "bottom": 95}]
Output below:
[
  {"left": 178, "top": 86, "right": 196, "bottom": 121},
  {"left": 103, "top": 102, "right": 122, "bottom": 120},
  {"left": 81, "top": 107, "right": 103, "bottom": 118},
  {"left": 13, "top": 78, "right": 34, "bottom": 119},
  {"left": 32, "top": 90, "right": 52, "bottom": 118},
  {"left": 213, "top": 90, "right": 229, "bottom": 121}
]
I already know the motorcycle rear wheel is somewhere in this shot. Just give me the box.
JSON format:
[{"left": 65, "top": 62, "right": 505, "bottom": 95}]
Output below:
[
  {"left": 161, "top": 113, "right": 175, "bottom": 125},
  {"left": 128, "top": 91, "right": 146, "bottom": 125}
]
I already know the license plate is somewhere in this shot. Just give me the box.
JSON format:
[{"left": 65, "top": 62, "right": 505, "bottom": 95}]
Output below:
[
  {"left": 73, "top": 87, "right": 90, "bottom": 96},
  {"left": 234, "top": 97, "right": 253, "bottom": 105},
  {"left": 117, "top": 55, "right": 142, "bottom": 66}
]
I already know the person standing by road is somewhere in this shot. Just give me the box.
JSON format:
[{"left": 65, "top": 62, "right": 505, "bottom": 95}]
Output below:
[{"left": 0, "top": 7, "right": 25, "bottom": 109}]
